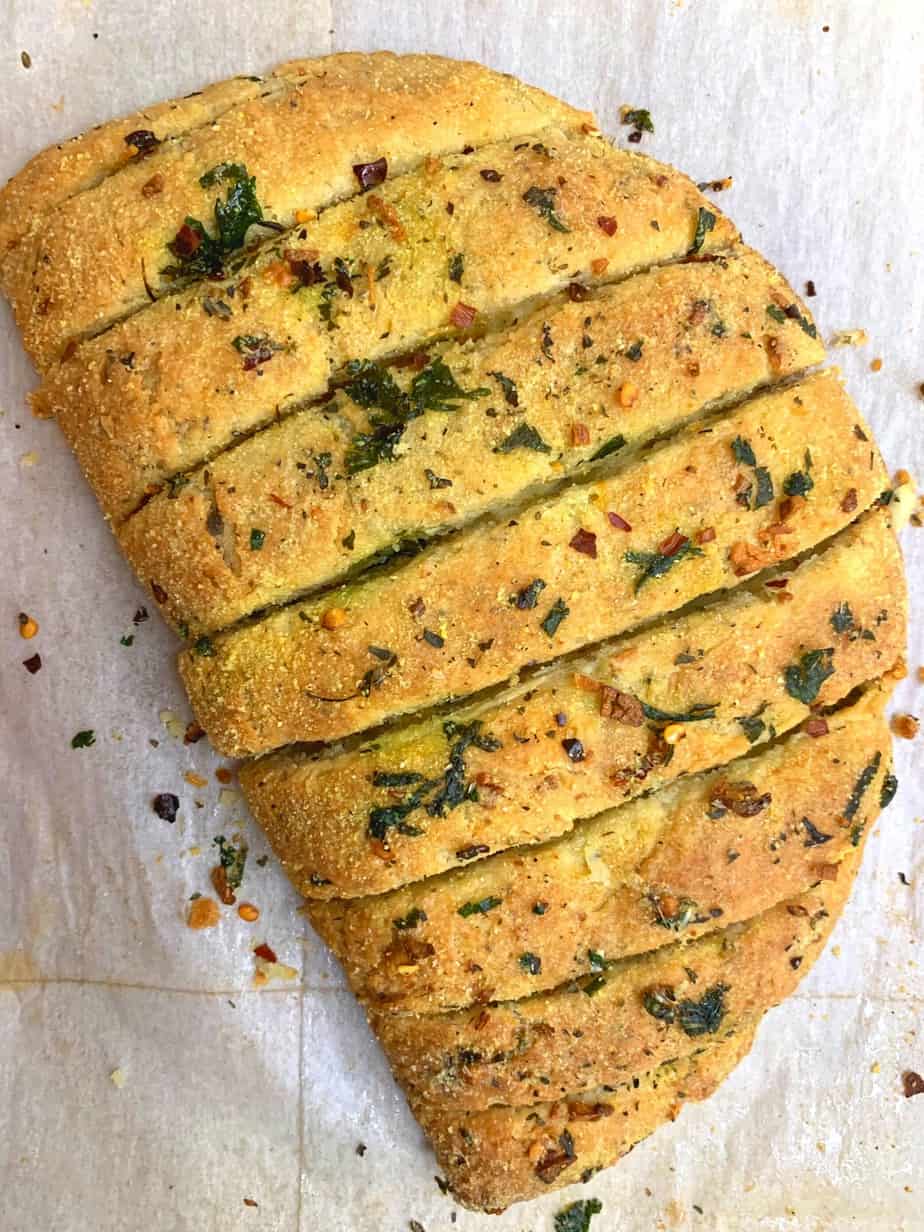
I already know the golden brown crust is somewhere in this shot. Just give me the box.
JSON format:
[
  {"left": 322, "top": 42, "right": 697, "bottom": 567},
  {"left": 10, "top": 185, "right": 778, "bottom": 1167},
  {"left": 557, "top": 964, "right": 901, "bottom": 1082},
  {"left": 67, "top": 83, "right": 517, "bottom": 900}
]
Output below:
[
  {"left": 4, "top": 53, "right": 593, "bottom": 370},
  {"left": 181, "top": 370, "right": 887, "bottom": 757},
  {"left": 374, "top": 876, "right": 853, "bottom": 1114},
  {"left": 0, "top": 74, "right": 283, "bottom": 260},
  {"left": 118, "top": 243, "right": 812, "bottom": 633},
  {"left": 305, "top": 684, "right": 893, "bottom": 1013},
  {"left": 421, "top": 1027, "right": 758, "bottom": 1211},
  {"left": 39, "top": 129, "right": 739, "bottom": 524},
  {"left": 240, "top": 509, "right": 904, "bottom": 898}
]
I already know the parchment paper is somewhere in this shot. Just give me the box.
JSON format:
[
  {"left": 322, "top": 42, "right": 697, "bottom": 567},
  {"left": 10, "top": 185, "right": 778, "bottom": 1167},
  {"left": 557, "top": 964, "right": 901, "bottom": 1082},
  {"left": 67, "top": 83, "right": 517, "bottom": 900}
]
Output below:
[{"left": 1, "top": 2, "right": 922, "bottom": 1229}]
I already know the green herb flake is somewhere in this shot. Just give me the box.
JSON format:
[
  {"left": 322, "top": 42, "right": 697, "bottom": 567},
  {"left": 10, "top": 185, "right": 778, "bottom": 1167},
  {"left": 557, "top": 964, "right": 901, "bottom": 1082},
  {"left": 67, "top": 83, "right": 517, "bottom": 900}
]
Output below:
[
  {"left": 512, "top": 577, "right": 547, "bottom": 610},
  {"left": 488, "top": 370, "right": 519, "bottom": 407},
  {"left": 213, "top": 834, "right": 248, "bottom": 890},
  {"left": 844, "top": 750, "right": 882, "bottom": 824},
  {"left": 623, "top": 107, "right": 655, "bottom": 133},
  {"left": 590, "top": 433, "right": 626, "bottom": 462},
  {"left": 494, "top": 422, "right": 551, "bottom": 454},
  {"left": 458, "top": 895, "right": 503, "bottom": 918},
  {"left": 625, "top": 339, "right": 644, "bottom": 362},
  {"left": 165, "top": 162, "right": 263, "bottom": 278},
  {"left": 783, "top": 648, "right": 835, "bottom": 704},
  {"left": 71, "top": 730, "right": 96, "bottom": 749},
  {"left": 754, "top": 466, "right": 774, "bottom": 509},
  {"left": 731, "top": 436, "right": 757, "bottom": 466},
  {"left": 831, "top": 602, "right": 855, "bottom": 634},
  {"left": 766, "top": 303, "right": 787, "bottom": 324},
  {"left": 193, "top": 635, "right": 215, "bottom": 657},
  {"left": 541, "top": 597, "right": 570, "bottom": 637},
  {"left": 120, "top": 634, "right": 134, "bottom": 647},
  {"left": 880, "top": 771, "right": 898, "bottom": 809},
  {"left": 249, "top": 528, "right": 266, "bottom": 551},
  {"left": 519, "top": 952, "right": 542, "bottom": 975},
  {"left": 625, "top": 536, "right": 703, "bottom": 592},
  {"left": 641, "top": 700, "right": 718, "bottom": 724},
  {"left": 393, "top": 907, "right": 427, "bottom": 931},
  {"left": 554, "top": 1198, "right": 603, "bottom": 1232},
  {"left": 737, "top": 706, "right": 767, "bottom": 744},
  {"left": 784, "top": 450, "right": 814, "bottom": 498},
  {"left": 690, "top": 207, "right": 716, "bottom": 254},
  {"left": 448, "top": 252, "right": 464, "bottom": 283},
  {"left": 522, "top": 185, "right": 570, "bottom": 233},
  {"left": 343, "top": 357, "right": 488, "bottom": 475},
  {"left": 642, "top": 983, "right": 727, "bottom": 1036}
]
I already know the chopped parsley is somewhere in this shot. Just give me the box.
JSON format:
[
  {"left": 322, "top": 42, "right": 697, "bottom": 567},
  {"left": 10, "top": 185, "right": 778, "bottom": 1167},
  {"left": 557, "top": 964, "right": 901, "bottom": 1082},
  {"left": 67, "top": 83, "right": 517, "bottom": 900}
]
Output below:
[
  {"left": 625, "top": 339, "right": 644, "bottom": 362},
  {"left": 766, "top": 301, "right": 817, "bottom": 338},
  {"left": 120, "top": 634, "right": 134, "bottom": 647},
  {"left": 554, "top": 1198, "right": 603, "bottom": 1232},
  {"left": 731, "top": 437, "right": 756, "bottom": 466},
  {"left": 232, "top": 333, "right": 287, "bottom": 370},
  {"left": 343, "top": 358, "right": 488, "bottom": 475},
  {"left": 641, "top": 700, "right": 718, "bottom": 723},
  {"left": 448, "top": 252, "right": 464, "bottom": 283},
  {"left": 625, "top": 535, "right": 703, "bottom": 592},
  {"left": 458, "top": 896, "right": 502, "bottom": 918},
  {"left": 522, "top": 185, "right": 570, "bottom": 232},
  {"left": 512, "top": 577, "right": 547, "bottom": 609},
  {"left": 880, "top": 771, "right": 898, "bottom": 809},
  {"left": 831, "top": 602, "right": 854, "bottom": 634},
  {"left": 519, "top": 952, "right": 542, "bottom": 975},
  {"left": 164, "top": 162, "right": 263, "bottom": 278},
  {"left": 249, "top": 528, "right": 266, "bottom": 551},
  {"left": 393, "top": 907, "right": 427, "bottom": 931},
  {"left": 488, "top": 370, "right": 519, "bottom": 406},
  {"left": 213, "top": 834, "right": 248, "bottom": 890},
  {"left": 71, "top": 730, "right": 96, "bottom": 749},
  {"left": 783, "top": 450, "right": 814, "bottom": 498},
  {"left": 367, "top": 720, "right": 501, "bottom": 840},
  {"left": 690, "top": 207, "right": 716, "bottom": 254},
  {"left": 737, "top": 705, "right": 768, "bottom": 744},
  {"left": 731, "top": 437, "right": 774, "bottom": 509},
  {"left": 642, "top": 983, "right": 727, "bottom": 1036},
  {"left": 540, "top": 597, "right": 570, "bottom": 637},
  {"left": 193, "top": 635, "right": 215, "bottom": 657},
  {"left": 844, "top": 751, "right": 882, "bottom": 845},
  {"left": 494, "top": 422, "right": 551, "bottom": 454},
  {"left": 590, "top": 433, "right": 626, "bottom": 462},
  {"left": 766, "top": 304, "right": 787, "bottom": 325},
  {"left": 783, "top": 648, "right": 834, "bottom": 704},
  {"left": 623, "top": 107, "right": 654, "bottom": 133},
  {"left": 801, "top": 817, "right": 834, "bottom": 847}
]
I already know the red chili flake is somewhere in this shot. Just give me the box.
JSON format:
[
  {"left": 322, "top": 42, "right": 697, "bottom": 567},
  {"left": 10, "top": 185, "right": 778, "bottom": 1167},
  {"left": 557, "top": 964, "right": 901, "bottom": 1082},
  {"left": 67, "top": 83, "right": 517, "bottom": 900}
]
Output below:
[
  {"left": 841, "top": 487, "right": 858, "bottom": 513},
  {"left": 658, "top": 530, "right": 688, "bottom": 557},
  {"left": 607, "top": 511, "right": 632, "bottom": 532},
  {"left": 171, "top": 223, "right": 202, "bottom": 258},
  {"left": 150, "top": 581, "right": 168, "bottom": 604},
  {"left": 627, "top": 130, "right": 643, "bottom": 144},
  {"left": 243, "top": 1198, "right": 259, "bottom": 1208},
  {"left": 22, "top": 653, "right": 42, "bottom": 674},
  {"left": 184, "top": 721, "right": 205, "bottom": 745},
  {"left": 124, "top": 128, "right": 161, "bottom": 157},
  {"left": 570, "top": 422, "right": 591, "bottom": 446},
  {"left": 804, "top": 718, "right": 829, "bottom": 738},
  {"left": 352, "top": 157, "right": 387, "bottom": 192},
  {"left": 450, "top": 302, "right": 477, "bottom": 329},
  {"left": 902, "top": 1071, "right": 924, "bottom": 1098},
  {"left": 269, "top": 492, "right": 293, "bottom": 509},
  {"left": 480, "top": 168, "right": 502, "bottom": 182},
  {"left": 408, "top": 596, "right": 426, "bottom": 617},
  {"left": 569, "top": 528, "right": 598, "bottom": 558},
  {"left": 254, "top": 943, "right": 277, "bottom": 963},
  {"left": 597, "top": 216, "right": 618, "bottom": 236},
  {"left": 805, "top": 280, "right": 817, "bottom": 297},
  {"left": 141, "top": 173, "right": 165, "bottom": 198},
  {"left": 567, "top": 281, "right": 591, "bottom": 302},
  {"left": 765, "top": 577, "right": 789, "bottom": 589}
]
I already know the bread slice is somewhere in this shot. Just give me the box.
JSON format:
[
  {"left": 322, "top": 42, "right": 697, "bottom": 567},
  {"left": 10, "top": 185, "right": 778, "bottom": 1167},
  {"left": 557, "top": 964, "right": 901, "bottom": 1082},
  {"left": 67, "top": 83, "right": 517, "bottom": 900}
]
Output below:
[
  {"left": 239, "top": 508, "right": 902, "bottom": 898},
  {"left": 119, "top": 243, "right": 819, "bottom": 634},
  {"left": 181, "top": 370, "right": 887, "bottom": 756},
  {"left": 4, "top": 53, "right": 594, "bottom": 371},
  {"left": 421, "top": 1025, "right": 758, "bottom": 1211},
  {"left": 373, "top": 874, "right": 855, "bottom": 1115},
  {"left": 37, "top": 129, "right": 739, "bottom": 523},
  {"left": 305, "top": 682, "right": 894, "bottom": 1012},
  {"left": 0, "top": 73, "right": 287, "bottom": 261}
]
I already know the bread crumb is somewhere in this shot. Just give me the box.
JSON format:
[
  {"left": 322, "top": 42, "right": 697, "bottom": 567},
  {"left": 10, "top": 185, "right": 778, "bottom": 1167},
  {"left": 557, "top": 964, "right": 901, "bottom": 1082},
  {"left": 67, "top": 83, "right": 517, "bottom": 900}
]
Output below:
[
  {"left": 187, "top": 897, "right": 221, "bottom": 929},
  {"left": 870, "top": 357, "right": 883, "bottom": 372},
  {"left": 109, "top": 1067, "right": 127, "bottom": 1088},
  {"left": 19, "top": 450, "right": 38, "bottom": 466},
  {"left": 891, "top": 713, "right": 919, "bottom": 740},
  {"left": 829, "top": 328, "right": 868, "bottom": 348}
]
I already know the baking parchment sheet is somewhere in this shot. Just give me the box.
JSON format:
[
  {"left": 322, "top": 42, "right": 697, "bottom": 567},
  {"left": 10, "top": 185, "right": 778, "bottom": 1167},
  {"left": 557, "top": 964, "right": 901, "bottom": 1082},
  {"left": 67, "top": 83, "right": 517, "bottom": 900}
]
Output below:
[{"left": 1, "top": 1, "right": 921, "bottom": 1229}]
